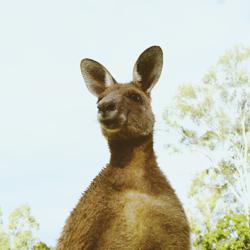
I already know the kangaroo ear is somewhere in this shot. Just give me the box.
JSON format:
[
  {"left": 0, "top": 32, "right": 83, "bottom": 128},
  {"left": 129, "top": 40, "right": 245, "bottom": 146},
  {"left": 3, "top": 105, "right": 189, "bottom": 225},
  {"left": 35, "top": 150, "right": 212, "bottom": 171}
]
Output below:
[
  {"left": 80, "top": 59, "right": 117, "bottom": 96},
  {"left": 133, "top": 46, "right": 163, "bottom": 93}
]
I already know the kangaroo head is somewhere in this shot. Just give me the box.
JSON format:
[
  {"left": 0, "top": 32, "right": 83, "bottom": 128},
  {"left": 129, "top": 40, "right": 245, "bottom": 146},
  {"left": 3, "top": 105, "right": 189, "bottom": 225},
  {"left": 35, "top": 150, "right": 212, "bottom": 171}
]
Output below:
[{"left": 80, "top": 46, "right": 163, "bottom": 140}]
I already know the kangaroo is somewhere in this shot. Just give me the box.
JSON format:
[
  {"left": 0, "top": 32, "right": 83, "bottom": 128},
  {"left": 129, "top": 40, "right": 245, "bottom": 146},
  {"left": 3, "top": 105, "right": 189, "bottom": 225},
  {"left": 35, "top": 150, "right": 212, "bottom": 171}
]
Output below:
[{"left": 57, "top": 46, "right": 190, "bottom": 250}]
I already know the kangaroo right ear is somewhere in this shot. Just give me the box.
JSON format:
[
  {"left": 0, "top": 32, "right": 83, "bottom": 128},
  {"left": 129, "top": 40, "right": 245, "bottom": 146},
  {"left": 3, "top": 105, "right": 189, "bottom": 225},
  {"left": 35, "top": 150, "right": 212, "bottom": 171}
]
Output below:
[
  {"left": 80, "top": 59, "right": 117, "bottom": 96},
  {"left": 133, "top": 46, "right": 163, "bottom": 93}
]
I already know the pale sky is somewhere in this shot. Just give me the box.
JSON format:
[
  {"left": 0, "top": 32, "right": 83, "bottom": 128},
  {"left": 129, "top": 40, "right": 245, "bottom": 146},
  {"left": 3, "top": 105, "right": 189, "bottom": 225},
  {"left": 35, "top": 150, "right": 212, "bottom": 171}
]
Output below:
[{"left": 0, "top": 0, "right": 250, "bottom": 246}]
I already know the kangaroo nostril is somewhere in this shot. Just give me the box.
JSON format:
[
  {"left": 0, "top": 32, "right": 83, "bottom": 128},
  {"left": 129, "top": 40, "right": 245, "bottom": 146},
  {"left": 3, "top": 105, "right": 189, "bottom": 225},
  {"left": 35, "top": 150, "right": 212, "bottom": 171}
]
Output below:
[
  {"left": 98, "top": 102, "right": 116, "bottom": 113},
  {"left": 106, "top": 102, "right": 116, "bottom": 112},
  {"left": 97, "top": 104, "right": 102, "bottom": 112}
]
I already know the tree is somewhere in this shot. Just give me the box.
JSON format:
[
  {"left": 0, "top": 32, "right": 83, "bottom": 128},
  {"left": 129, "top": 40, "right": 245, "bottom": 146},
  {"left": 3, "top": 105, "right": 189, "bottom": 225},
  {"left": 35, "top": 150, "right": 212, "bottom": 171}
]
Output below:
[
  {"left": 196, "top": 212, "right": 250, "bottom": 250},
  {"left": 164, "top": 45, "right": 250, "bottom": 247},
  {"left": 33, "top": 242, "right": 52, "bottom": 250},
  {"left": 8, "top": 204, "right": 39, "bottom": 250},
  {"left": 0, "top": 208, "right": 11, "bottom": 250},
  {"left": 0, "top": 205, "right": 53, "bottom": 250}
]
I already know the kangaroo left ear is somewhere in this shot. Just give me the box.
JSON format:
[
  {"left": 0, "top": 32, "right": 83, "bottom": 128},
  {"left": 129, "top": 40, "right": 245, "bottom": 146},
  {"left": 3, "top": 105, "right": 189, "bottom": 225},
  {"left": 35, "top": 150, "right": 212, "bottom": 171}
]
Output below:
[
  {"left": 80, "top": 58, "right": 117, "bottom": 97},
  {"left": 133, "top": 46, "right": 163, "bottom": 93}
]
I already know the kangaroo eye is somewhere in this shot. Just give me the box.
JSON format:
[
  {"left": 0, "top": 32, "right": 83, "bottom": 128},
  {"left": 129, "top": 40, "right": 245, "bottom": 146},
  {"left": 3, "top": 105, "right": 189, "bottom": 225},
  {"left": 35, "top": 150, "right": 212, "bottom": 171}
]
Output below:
[{"left": 128, "top": 93, "right": 143, "bottom": 103}]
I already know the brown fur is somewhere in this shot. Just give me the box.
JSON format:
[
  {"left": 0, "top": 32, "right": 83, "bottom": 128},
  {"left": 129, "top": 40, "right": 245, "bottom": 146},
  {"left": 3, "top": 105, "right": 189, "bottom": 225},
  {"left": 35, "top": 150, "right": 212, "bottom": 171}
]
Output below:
[{"left": 57, "top": 46, "right": 190, "bottom": 250}]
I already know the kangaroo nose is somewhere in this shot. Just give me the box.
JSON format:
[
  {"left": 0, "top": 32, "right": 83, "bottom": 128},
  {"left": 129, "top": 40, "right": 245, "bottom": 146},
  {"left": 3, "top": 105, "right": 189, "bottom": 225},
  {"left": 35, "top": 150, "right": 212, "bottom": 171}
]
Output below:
[{"left": 98, "top": 101, "right": 116, "bottom": 114}]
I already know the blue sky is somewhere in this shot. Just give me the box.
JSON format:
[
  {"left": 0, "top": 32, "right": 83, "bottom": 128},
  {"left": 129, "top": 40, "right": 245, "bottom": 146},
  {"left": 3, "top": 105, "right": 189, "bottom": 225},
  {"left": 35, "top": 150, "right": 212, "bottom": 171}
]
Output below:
[{"left": 0, "top": 0, "right": 250, "bottom": 246}]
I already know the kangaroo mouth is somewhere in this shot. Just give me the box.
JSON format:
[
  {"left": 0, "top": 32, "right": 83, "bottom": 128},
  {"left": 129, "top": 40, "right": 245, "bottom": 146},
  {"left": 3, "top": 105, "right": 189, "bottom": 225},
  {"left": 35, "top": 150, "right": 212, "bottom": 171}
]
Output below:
[
  {"left": 99, "top": 114, "right": 126, "bottom": 132},
  {"left": 101, "top": 119, "right": 120, "bottom": 129}
]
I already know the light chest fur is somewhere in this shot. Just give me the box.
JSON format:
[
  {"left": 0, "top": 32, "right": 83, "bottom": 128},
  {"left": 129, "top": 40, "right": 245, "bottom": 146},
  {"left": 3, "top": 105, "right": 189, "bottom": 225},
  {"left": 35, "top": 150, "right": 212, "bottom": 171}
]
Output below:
[{"left": 95, "top": 184, "right": 189, "bottom": 250}]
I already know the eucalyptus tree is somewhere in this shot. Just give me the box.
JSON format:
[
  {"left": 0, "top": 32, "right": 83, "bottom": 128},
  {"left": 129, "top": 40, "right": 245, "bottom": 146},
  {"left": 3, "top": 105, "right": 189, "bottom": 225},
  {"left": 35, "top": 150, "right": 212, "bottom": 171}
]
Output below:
[{"left": 164, "top": 45, "right": 250, "bottom": 246}]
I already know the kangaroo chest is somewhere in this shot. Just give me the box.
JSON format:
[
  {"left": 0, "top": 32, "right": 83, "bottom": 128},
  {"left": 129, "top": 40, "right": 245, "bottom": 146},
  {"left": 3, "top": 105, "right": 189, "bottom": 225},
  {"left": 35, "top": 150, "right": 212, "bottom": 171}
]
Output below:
[
  {"left": 97, "top": 190, "right": 169, "bottom": 249},
  {"left": 122, "top": 190, "right": 165, "bottom": 224}
]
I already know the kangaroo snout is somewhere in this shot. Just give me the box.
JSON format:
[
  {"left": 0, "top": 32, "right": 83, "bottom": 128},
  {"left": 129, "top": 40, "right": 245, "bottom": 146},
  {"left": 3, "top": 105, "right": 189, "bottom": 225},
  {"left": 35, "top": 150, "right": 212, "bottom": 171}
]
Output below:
[
  {"left": 97, "top": 98, "right": 118, "bottom": 122},
  {"left": 97, "top": 97, "right": 126, "bottom": 131},
  {"left": 98, "top": 101, "right": 116, "bottom": 115}
]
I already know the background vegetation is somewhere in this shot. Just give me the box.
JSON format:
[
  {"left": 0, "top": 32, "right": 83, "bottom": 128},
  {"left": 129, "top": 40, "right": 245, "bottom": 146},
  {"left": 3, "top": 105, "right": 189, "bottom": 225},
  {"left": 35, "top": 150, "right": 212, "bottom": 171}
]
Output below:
[
  {"left": 0, "top": 205, "right": 52, "bottom": 250},
  {"left": 164, "top": 45, "right": 250, "bottom": 249}
]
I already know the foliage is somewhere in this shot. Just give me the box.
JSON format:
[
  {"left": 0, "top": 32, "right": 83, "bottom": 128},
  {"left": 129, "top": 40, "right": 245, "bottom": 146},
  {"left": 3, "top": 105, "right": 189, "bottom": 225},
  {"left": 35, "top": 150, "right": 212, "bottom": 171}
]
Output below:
[
  {"left": 195, "top": 212, "right": 250, "bottom": 250},
  {"left": 0, "top": 205, "right": 53, "bottom": 250},
  {"left": 164, "top": 45, "right": 250, "bottom": 248},
  {"left": 33, "top": 242, "right": 52, "bottom": 250}
]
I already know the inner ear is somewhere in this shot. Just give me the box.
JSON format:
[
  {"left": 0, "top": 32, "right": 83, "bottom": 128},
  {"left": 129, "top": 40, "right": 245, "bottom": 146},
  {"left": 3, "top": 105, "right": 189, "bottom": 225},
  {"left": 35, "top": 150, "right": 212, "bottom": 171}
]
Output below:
[
  {"left": 133, "top": 46, "right": 163, "bottom": 93},
  {"left": 80, "top": 59, "right": 116, "bottom": 96}
]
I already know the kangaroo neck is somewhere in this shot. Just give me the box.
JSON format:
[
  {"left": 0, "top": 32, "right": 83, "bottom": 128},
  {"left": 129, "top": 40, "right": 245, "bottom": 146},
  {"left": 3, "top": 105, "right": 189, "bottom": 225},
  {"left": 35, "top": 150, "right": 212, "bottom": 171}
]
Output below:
[{"left": 108, "top": 134, "right": 156, "bottom": 169}]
